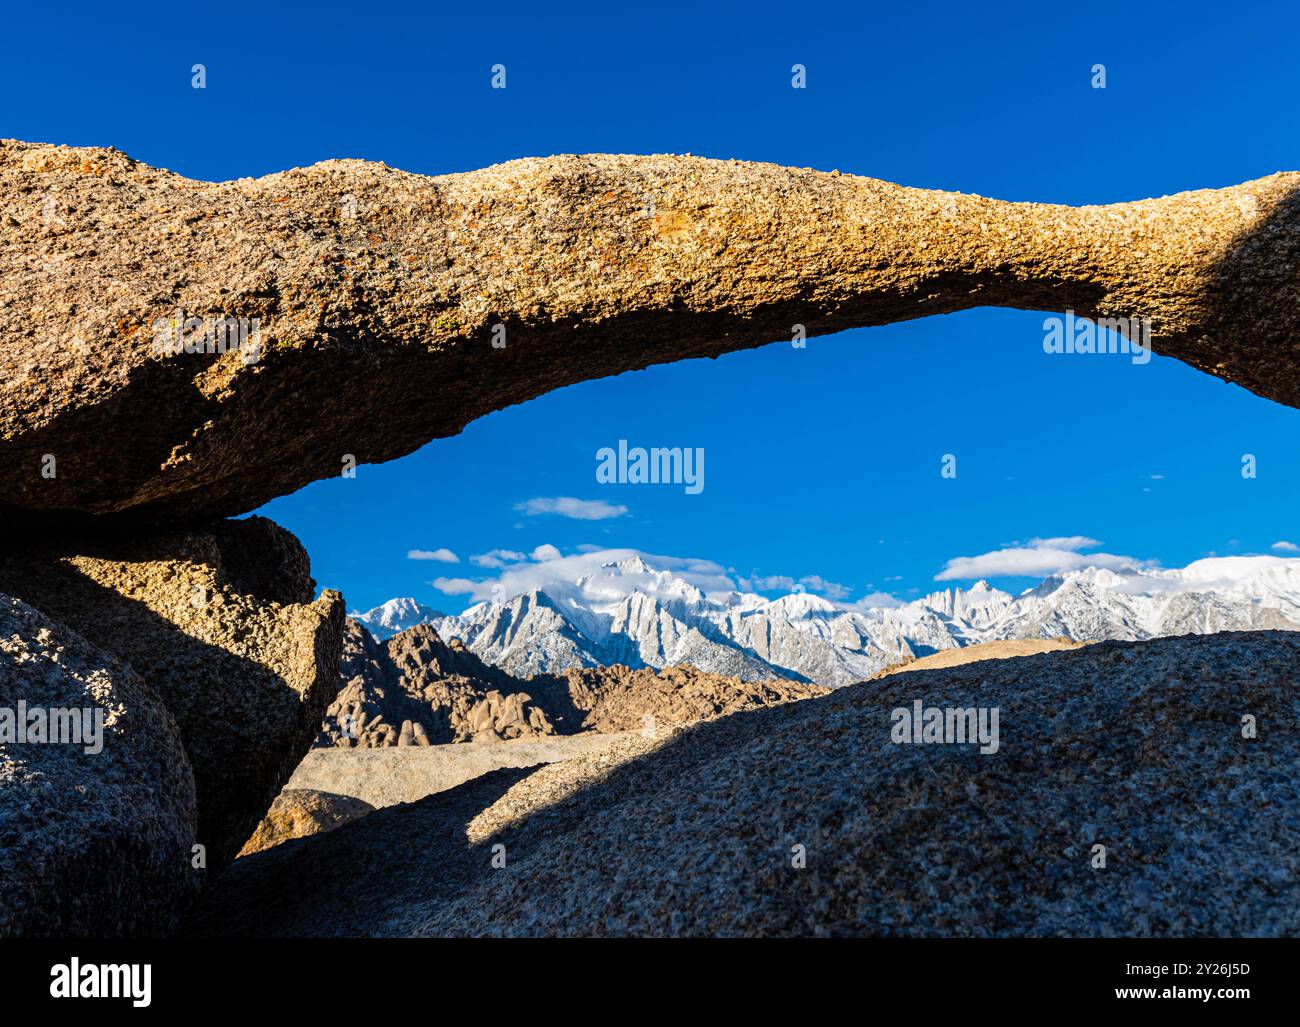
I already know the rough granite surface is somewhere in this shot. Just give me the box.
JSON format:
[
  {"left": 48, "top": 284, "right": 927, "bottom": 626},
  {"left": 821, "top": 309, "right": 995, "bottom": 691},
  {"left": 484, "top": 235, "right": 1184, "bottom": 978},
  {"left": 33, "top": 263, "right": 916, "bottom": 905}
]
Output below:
[
  {"left": 870, "top": 637, "right": 1087, "bottom": 678},
  {"left": 3, "top": 139, "right": 1298, "bottom": 522},
  {"left": 186, "top": 632, "right": 1300, "bottom": 937},
  {"left": 0, "top": 516, "right": 344, "bottom": 870},
  {"left": 0, "top": 593, "right": 198, "bottom": 936},
  {"left": 237, "top": 789, "right": 374, "bottom": 856},
  {"left": 286, "top": 733, "right": 635, "bottom": 810}
]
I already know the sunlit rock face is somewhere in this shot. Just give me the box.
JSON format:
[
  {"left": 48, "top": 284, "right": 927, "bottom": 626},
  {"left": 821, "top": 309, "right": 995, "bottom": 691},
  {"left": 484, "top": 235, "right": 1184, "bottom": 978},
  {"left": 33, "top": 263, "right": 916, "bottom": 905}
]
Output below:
[{"left": 3, "top": 138, "right": 1298, "bottom": 523}]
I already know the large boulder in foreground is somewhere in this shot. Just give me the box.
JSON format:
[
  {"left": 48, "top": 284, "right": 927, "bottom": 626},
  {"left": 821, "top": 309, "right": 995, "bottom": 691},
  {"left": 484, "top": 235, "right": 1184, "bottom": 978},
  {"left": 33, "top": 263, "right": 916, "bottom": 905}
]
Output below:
[
  {"left": 0, "top": 516, "right": 344, "bottom": 870},
  {"left": 1, "top": 593, "right": 197, "bottom": 936},
  {"left": 187, "top": 631, "right": 1300, "bottom": 937},
  {"left": 3, "top": 139, "right": 1299, "bottom": 522}
]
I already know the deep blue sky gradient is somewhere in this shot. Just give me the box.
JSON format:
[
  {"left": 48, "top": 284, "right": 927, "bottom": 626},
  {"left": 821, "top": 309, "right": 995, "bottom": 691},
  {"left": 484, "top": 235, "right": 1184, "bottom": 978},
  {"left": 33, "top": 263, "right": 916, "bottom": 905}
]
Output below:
[{"left": 7, "top": 1, "right": 1299, "bottom": 612}]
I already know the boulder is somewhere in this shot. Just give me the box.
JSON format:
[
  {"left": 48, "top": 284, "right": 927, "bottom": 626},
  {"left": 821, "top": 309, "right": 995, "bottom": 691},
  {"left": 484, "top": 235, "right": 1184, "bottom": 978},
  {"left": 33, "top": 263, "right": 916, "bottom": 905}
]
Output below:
[
  {"left": 237, "top": 789, "right": 374, "bottom": 857},
  {"left": 0, "top": 516, "right": 344, "bottom": 870},
  {"left": 187, "top": 632, "right": 1300, "bottom": 937},
  {"left": 3, "top": 139, "right": 1298, "bottom": 522},
  {"left": 0, "top": 593, "right": 198, "bottom": 936},
  {"left": 285, "top": 732, "right": 637, "bottom": 811}
]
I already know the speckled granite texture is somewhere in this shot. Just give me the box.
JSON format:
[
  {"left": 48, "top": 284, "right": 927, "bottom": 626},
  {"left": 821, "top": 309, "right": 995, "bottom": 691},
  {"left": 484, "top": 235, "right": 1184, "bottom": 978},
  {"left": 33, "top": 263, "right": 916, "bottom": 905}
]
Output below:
[
  {"left": 4, "top": 140, "right": 1297, "bottom": 522},
  {"left": 186, "top": 631, "right": 1300, "bottom": 937}
]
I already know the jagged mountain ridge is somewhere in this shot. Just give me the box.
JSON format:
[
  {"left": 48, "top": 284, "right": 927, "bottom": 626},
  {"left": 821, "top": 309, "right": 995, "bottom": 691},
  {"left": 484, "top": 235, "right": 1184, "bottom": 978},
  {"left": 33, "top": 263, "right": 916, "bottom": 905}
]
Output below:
[
  {"left": 354, "top": 555, "right": 1300, "bottom": 685},
  {"left": 318, "top": 618, "right": 825, "bottom": 748}
]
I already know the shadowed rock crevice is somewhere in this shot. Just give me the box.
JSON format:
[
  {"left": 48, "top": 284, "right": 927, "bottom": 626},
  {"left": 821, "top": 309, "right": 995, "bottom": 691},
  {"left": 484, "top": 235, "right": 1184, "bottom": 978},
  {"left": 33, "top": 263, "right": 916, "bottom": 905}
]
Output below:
[
  {"left": 183, "top": 766, "right": 540, "bottom": 937},
  {"left": 3, "top": 140, "right": 1297, "bottom": 523},
  {"left": 1196, "top": 182, "right": 1300, "bottom": 393},
  {"left": 0, "top": 516, "right": 344, "bottom": 870}
]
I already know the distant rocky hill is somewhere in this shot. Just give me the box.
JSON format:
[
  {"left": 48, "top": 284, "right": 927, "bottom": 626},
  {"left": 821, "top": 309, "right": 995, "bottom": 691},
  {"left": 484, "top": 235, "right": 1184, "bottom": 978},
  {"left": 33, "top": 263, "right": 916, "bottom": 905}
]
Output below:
[
  {"left": 553, "top": 664, "right": 829, "bottom": 733},
  {"left": 317, "top": 617, "right": 827, "bottom": 749}
]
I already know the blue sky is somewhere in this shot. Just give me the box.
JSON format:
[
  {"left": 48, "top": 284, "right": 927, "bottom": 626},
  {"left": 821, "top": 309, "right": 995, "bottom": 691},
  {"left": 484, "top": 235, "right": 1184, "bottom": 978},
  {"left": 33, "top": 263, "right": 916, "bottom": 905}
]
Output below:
[{"left": 7, "top": 1, "right": 1299, "bottom": 613}]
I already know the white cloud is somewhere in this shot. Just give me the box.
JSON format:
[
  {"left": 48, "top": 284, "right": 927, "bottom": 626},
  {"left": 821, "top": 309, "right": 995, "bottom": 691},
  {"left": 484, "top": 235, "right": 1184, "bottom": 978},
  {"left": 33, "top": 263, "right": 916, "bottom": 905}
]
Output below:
[
  {"left": 936, "top": 537, "right": 1146, "bottom": 580},
  {"left": 515, "top": 497, "right": 628, "bottom": 520},
  {"left": 470, "top": 548, "right": 527, "bottom": 568},
  {"left": 742, "top": 574, "right": 798, "bottom": 592},
  {"left": 797, "top": 575, "right": 852, "bottom": 600},
  {"left": 407, "top": 548, "right": 459, "bottom": 563},
  {"left": 1028, "top": 536, "right": 1100, "bottom": 551},
  {"left": 434, "top": 543, "right": 884, "bottom": 613},
  {"left": 1272, "top": 540, "right": 1300, "bottom": 552},
  {"left": 736, "top": 572, "right": 852, "bottom": 601},
  {"left": 431, "top": 576, "right": 480, "bottom": 594},
  {"left": 432, "top": 547, "right": 738, "bottom": 603},
  {"left": 838, "top": 591, "right": 905, "bottom": 612}
]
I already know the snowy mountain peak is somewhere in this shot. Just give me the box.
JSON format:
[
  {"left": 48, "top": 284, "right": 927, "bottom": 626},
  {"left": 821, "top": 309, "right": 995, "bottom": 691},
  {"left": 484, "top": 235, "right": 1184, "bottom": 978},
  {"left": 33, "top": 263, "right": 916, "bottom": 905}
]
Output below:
[
  {"left": 606, "top": 555, "right": 654, "bottom": 575},
  {"left": 768, "top": 591, "right": 839, "bottom": 617},
  {"left": 352, "top": 597, "right": 444, "bottom": 640},
  {"left": 918, "top": 582, "right": 1014, "bottom": 623}
]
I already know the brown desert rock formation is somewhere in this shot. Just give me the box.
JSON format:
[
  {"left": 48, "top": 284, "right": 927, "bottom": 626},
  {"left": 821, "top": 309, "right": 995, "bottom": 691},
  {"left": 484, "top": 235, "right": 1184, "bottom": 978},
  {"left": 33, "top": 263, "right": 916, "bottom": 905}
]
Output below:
[
  {"left": 0, "top": 516, "right": 344, "bottom": 870},
  {"left": 321, "top": 620, "right": 559, "bottom": 746},
  {"left": 319, "top": 618, "right": 827, "bottom": 748},
  {"left": 1, "top": 593, "right": 198, "bottom": 936},
  {"left": 3, "top": 139, "right": 1298, "bottom": 522},
  {"left": 6, "top": 137, "right": 1299, "bottom": 940},
  {"left": 556, "top": 662, "right": 830, "bottom": 733}
]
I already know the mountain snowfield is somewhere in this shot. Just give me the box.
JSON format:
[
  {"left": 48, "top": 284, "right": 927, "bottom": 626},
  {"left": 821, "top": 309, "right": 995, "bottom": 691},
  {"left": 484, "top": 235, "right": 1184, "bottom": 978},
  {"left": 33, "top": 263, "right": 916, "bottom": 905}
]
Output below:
[{"left": 352, "top": 555, "right": 1300, "bottom": 685}]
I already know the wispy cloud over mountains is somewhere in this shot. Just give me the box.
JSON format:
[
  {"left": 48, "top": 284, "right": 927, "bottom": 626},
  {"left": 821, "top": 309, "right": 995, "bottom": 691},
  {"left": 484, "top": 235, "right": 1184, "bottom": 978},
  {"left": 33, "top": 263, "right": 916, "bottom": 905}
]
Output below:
[{"left": 934, "top": 536, "right": 1148, "bottom": 580}]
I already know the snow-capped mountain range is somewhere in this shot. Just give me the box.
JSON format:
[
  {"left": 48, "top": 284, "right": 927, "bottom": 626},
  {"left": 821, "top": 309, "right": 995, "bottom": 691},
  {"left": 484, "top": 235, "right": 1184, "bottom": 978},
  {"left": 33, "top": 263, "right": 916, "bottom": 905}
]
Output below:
[{"left": 352, "top": 555, "right": 1300, "bottom": 685}]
